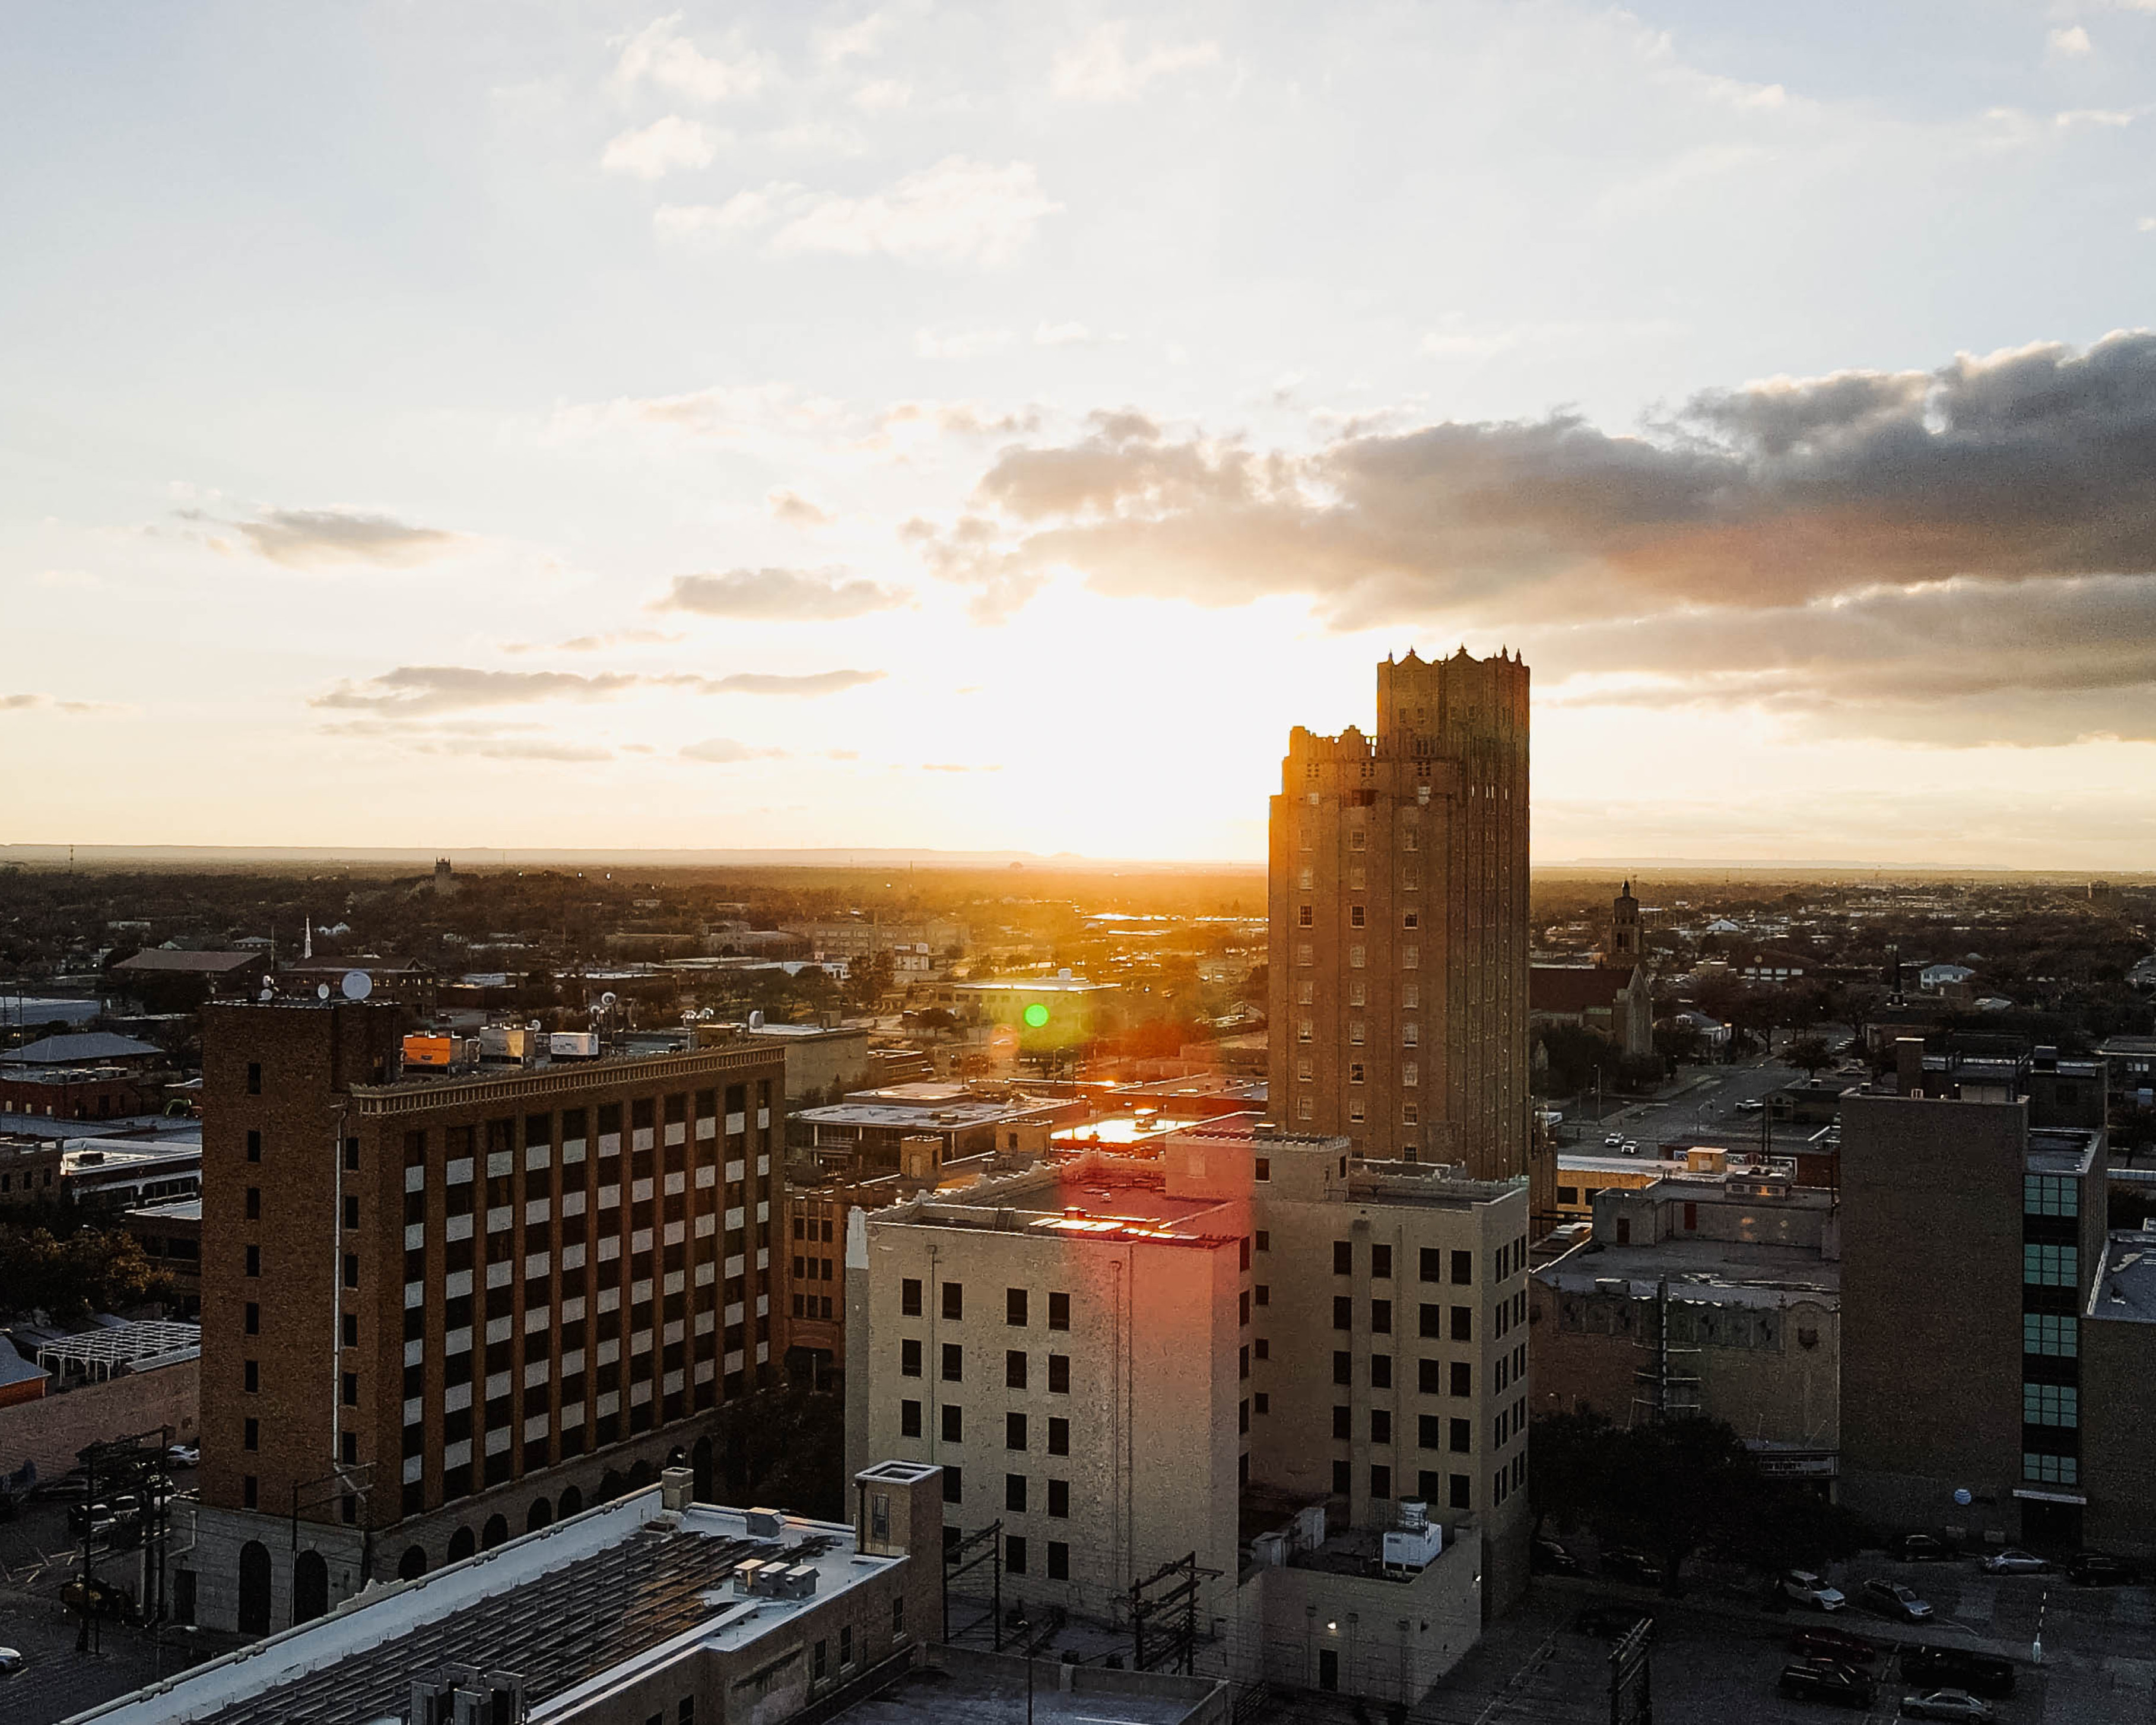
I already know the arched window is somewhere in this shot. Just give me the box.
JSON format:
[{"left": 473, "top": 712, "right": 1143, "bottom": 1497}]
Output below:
[
  {"left": 526, "top": 1496, "right": 553, "bottom": 1533},
  {"left": 237, "top": 1540, "right": 272, "bottom": 1636},
  {"left": 558, "top": 1483, "right": 584, "bottom": 1518},
  {"left": 397, "top": 1545, "right": 428, "bottom": 1581},
  {"left": 292, "top": 1549, "right": 328, "bottom": 1624},
  {"left": 481, "top": 1514, "right": 509, "bottom": 1550},
  {"left": 446, "top": 1525, "right": 477, "bottom": 1563}
]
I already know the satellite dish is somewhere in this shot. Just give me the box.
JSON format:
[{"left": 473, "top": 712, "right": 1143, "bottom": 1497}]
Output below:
[
  {"left": 600, "top": 991, "right": 618, "bottom": 1009},
  {"left": 258, "top": 984, "right": 275, "bottom": 1002},
  {"left": 341, "top": 971, "right": 374, "bottom": 1001},
  {"left": 317, "top": 982, "right": 332, "bottom": 1001}
]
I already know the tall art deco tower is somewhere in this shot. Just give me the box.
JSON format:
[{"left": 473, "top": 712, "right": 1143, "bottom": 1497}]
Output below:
[{"left": 1268, "top": 649, "right": 1532, "bottom": 1187}]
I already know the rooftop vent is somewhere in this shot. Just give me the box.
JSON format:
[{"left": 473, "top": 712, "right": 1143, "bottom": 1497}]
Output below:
[{"left": 745, "top": 1507, "right": 785, "bottom": 1539}]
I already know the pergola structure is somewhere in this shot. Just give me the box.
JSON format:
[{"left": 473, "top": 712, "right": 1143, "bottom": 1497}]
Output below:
[{"left": 33, "top": 1320, "right": 201, "bottom": 1382}]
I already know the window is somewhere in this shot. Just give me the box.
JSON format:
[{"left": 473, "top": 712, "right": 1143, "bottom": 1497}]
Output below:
[
  {"left": 1047, "top": 1290, "right": 1070, "bottom": 1330},
  {"left": 1450, "top": 1305, "right": 1472, "bottom": 1342},
  {"left": 1334, "top": 1241, "right": 1353, "bottom": 1275},
  {"left": 1048, "top": 1416, "right": 1070, "bottom": 1456},
  {"left": 1256, "top": 1230, "right": 1270, "bottom": 1253},
  {"left": 1370, "top": 1464, "right": 1392, "bottom": 1499},
  {"left": 942, "top": 1282, "right": 964, "bottom": 1321},
  {"left": 1255, "top": 1391, "right": 1269, "bottom": 1415},
  {"left": 1451, "top": 1250, "right": 1473, "bottom": 1286},
  {"left": 243, "top": 1474, "right": 258, "bottom": 1508},
  {"left": 1370, "top": 1409, "right": 1392, "bottom": 1444},
  {"left": 1402, "top": 911, "right": 1418, "bottom": 930},
  {"left": 1401, "top": 946, "right": 1418, "bottom": 970},
  {"left": 1256, "top": 1158, "right": 1271, "bottom": 1183},
  {"left": 246, "top": 1062, "right": 262, "bottom": 1095},
  {"left": 1298, "top": 905, "right": 1313, "bottom": 928},
  {"left": 245, "top": 1301, "right": 259, "bottom": 1335},
  {"left": 1370, "top": 1353, "right": 1391, "bottom": 1389},
  {"left": 1401, "top": 1061, "right": 1418, "bottom": 1088},
  {"left": 1451, "top": 1360, "right": 1472, "bottom": 1397},
  {"left": 1048, "top": 1478, "right": 1069, "bottom": 1517},
  {"left": 1295, "top": 981, "right": 1313, "bottom": 1006},
  {"left": 1350, "top": 946, "right": 1366, "bottom": 969},
  {"left": 1349, "top": 1063, "right": 1366, "bottom": 1085},
  {"left": 1403, "top": 1104, "right": 1420, "bottom": 1127},
  {"left": 1557, "top": 1185, "right": 1579, "bottom": 1206},
  {"left": 1333, "top": 1350, "right": 1352, "bottom": 1385},
  {"left": 244, "top": 1418, "right": 259, "bottom": 1451},
  {"left": 1333, "top": 1296, "right": 1354, "bottom": 1330},
  {"left": 245, "top": 1244, "right": 260, "bottom": 1277},
  {"left": 2023, "top": 1383, "right": 2078, "bottom": 1427},
  {"left": 901, "top": 1277, "right": 922, "bottom": 1316},
  {"left": 1350, "top": 1098, "right": 1365, "bottom": 1124},
  {"left": 342, "top": 1313, "right": 358, "bottom": 1346},
  {"left": 244, "top": 1359, "right": 259, "bottom": 1393},
  {"left": 1007, "top": 1288, "right": 1028, "bottom": 1327},
  {"left": 2025, "top": 1314, "right": 2078, "bottom": 1357},
  {"left": 1403, "top": 982, "right": 1420, "bottom": 1009},
  {"left": 901, "top": 1339, "right": 922, "bottom": 1378},
  {"left": 942, "top": 1404, "right": 963, "bottom": 1442},
  {"left": 1419, "top": 1248, "right": 1441, "bottom": 1282},
  {"left": 1007, "top": 1412, "right": 1028, "bottom": 1450},
  {"left": 1005, "top": 1535, "right": 1027, "bottom": 1575},
  {"left": 1371, "top": 1244, "right": 1392, "bottom": 1279},
  {"left": 942, "top": 1343, "right": 964, "bottom": 1382},
  {"left": 2024, "top": 1453, "right": 2078, "bottom": 1485},
  {"left": 2024, "top": 1244, "right": 2078, "bottom": 1287},
  {"left": 2025, "top": 1175, "right": 2079, "bottom": 1217},
  {"left": 1348, "top": 979, "right": 1366, "bottom": 1007},
  {"left": 344, "top": 1253, "right": 360, "bottom": 1289},
  {"left": 1297, "top": 943, "right": 1314, "bottom": 968},
  {"left": 1418, "top": 1358, "right": 1441, "bottom": 1394},
  {"left": 1350, "top": 906, "right": 1366, "bottom": 928},
  {"left": 245, "top": 1186, "right": 261, "bottom": 1220},
  {"left": 1332, "top": 1460, "right": 1351, "bottom": 1495},
  {"left": 1332, "top": 1405, "right": 1352, "bottom": 1441},
  {"left": 246, "top": 1130, "right": 261, "bottom": 1163},
  {"left": 1419, "top": 1413, "right": 1442, "bottom": 1449},
  {"left": 342, "top": 1371, "right": 358, "bottom": 1406},
  {"left": 1047, "top": 1541, "right": 1070, "bottom": 1580},
  {"left": 1255, "top": 1284, "right": 1270, "bottom": 1308},
  {"left": 1449, "top": 1473, "right": 1470, "bottom": 1509},
  {"left": 1006, "top": 1350, "right": 1028, "bottom": 1390},
  {"left": 901, "top": 1399, "right": 922, "bottom": 1437},
  {"left": 1048, "top": 1354, "right": 1069, "bottom": 1393},
  {"left": 1370, "top": 1299, "right": 1392, "bottom": 1334},
  {"left": 1402, "top": 1024, "right": 1418, "bottom": 1048},
  {"left": 1450, "top": 1418, "right": 1471, "bottom": 1453}
]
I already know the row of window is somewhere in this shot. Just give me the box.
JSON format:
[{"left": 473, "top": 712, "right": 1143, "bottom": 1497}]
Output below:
[
  {"left": 1298, "top": 1019, "right": 1421, "bottom": 1048},
  {"left": 1297, "top": 905, "right": 1422, "bottom": 932},
  {"left": 1295, "top": 946, "right": 1421, "bottom": 971},
  {"left": 2023, "top": 1382, "right": 2078, "bottom": 1428},
  {"left": 2024, "top": 1175, "right": 2079, "bottom": 1218},
  {"left": 1295, "top": 980, "right": 1421, "bottom": 1010},
  {"left": 1331, "top": 1242, "right": 1480, "bottom": 1283},
  {"left": 1326, "top": 1462, "right": 1494, "bottom": 1508},
  {"left": 2024, "top": 1244, "right": 2078, "bottom": 1287},
  {"left": 902, "top": 1282, "right": 1072, "bottom": 1328},
  {"left": 906, "top": 1403, "right": 1073, "bottom": 1454},
  {"left": 900, "top": 1343, "right": 1072, "bottom": 1391}
]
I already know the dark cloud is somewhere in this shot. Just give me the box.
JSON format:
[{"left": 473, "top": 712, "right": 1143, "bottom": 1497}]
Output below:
[
  {"left": 655, "top": 568, "right": 908, "bottom": 621},
  {"left": 312, "top": 663, "right": 885, "bottom": 716},
  {"left": 920, "top": 333, "right": 2156, "bottom": 627},
  {"left": 202, "top": 508, "right": 461, "bottom": 569}
]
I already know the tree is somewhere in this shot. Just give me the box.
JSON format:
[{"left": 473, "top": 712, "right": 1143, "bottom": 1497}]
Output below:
[
  {"left": 1526, "top": 1408, "right": 1615, "bottom": 1539},
  {"left": 1599, "top": 1416, "right": 1760, "bottom": 1595},
  {"left": 1785, "top": 1035, "right": 1833, "bottom": 1077}
]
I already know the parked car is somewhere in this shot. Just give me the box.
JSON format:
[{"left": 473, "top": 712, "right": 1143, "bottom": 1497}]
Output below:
[
  {"left": 1574, "top": 1603, "right": 1656, "bottom": 1640},
  {"left": 2067, "top": 1551, "right": 2138, "bottom": 1586},
  {"left": 1901, "top": 1533, "right": 1955, "bottom": 1562},
  {"left": 1601, "top": 1548, "right": 1663, "bottom": 1586},
  {"left": 1531, "top": 1536, "right": 1579, "bottom": 1575},
  {"left": 1900, "top": 1691, "right": 1995, "bottom": 1722},
  {"left": 1781, "top": 1569, "right": 1847, "bottom": 1612},
  {"left": 0, "top": 1647, "right": 23, "bottom": 1676},
  {"left": 61, "top": 1577, "right": 130, "bottom": 1619},
  {"left": 1779, "top": 1660, "right": 1875, "bottom": 1708},
  {"left": 1603, "top": 1133, "right": 1624, "bottom": 1148},
  {"left": 1861, "top": 1578, "right": 1934, "bottom": 1622},
  {"left": 1736, "top": 1098, "right": 1765, "bottom": 1112},
  {"left": 1978, "top": 1548, "right": 2047, "bottom": 1575},
  {"left": 1619, "top": 1139, "right": 1640, "bottom": 1155},
  {"left": 1901, "top": 1645, "right": 2016, "bottom": 1699},
  {"left": 166, "top": 1444, "right": 199, "bottom": 1468},
  {"left": 1790, "top": 1628, "right": 1878, "bottom": 1667}
]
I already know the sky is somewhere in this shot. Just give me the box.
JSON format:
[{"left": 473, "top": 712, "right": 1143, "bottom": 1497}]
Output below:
[{"left": 5, "top": 1, "right": 2155, "bottom": 868}]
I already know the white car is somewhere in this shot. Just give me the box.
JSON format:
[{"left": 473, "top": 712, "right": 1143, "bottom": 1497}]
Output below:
[
  {"left": 1781, "top": 1569, "right": 1846, "bottom": 1612},
  {"left": 0, "top": 1647, "right": 24, "bottom": 1676},
  {"left": 1900, "top": 1692, "right": 1993, "bottom": 1722},
  {"left": 1604, "top": 1134, "right": 1624, "bottom": 1147},
  {"left": 1735, "top": 1099, "right": 1765, "bottom": 1112},
  {"left": 166, "top": 1444, "right": 200, "bottom": 1468},
  {"left": 1979, "top": 1548, "right": 2048, "bottom": 1575}
]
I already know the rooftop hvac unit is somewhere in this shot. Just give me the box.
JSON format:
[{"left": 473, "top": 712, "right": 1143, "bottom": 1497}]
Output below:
[
  {"left": 1382, "top": 1510, "right": 1444, "bottom": 1572},
  {"left": 734, "top": 1558, "right": 770, "bottom": 1594},
  {"left": 771, "top": 1563, "right": 820, "bottom": 1599},
  {"left": 744, "top": 1507, "right": 785, "bottom": 1539}
]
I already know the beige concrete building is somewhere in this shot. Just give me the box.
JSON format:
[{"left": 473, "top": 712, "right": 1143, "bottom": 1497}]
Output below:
[
  {"left": 846, "top": 1121, "right": 1531, "bottom": 1704},
  {"left": 1266, "top": 650, "right": 1532, "bottom": 1197}
]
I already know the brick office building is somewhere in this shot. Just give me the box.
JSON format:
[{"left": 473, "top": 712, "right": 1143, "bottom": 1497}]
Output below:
[
  {"left": 181, "top": 1000, "right": 788, "bottom": 1635},
  {"left": 1267, "top": 649, "right": 1536, "bottom": 1204}
]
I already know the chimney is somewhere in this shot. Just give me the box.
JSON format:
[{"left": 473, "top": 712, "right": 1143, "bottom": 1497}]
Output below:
[{"left": 661, "top": 1467, "right": 693, "bottom": 1512}]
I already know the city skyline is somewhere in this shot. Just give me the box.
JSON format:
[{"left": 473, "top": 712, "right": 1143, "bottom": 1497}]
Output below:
[{"left": 6, "top": 4, "right": 2155, "bottom": 867}]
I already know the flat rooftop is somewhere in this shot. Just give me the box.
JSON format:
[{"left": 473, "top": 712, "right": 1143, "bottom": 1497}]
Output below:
[
  {"left": 2026, "top": 1128, "right": 2101, "bottom": 1176},
  {"left": 2090, "top": 1230, "right": 2156, "bottom": 1326},
  {"left": 799, "top": 1100, "right": 1056, "bottom": 1130},
  {"left": 69, "top": 1491, "right": 898, "bottom": 1725},
  {"left": 842, "top": 1658, "right": 1218, "bottom": 1725},
  {"left": 888, "top": 1164, "right": 1237, "bottom": 1244},
  {"left": 1537, "top": 1235, "right": 1839, "bottom": 1308}
]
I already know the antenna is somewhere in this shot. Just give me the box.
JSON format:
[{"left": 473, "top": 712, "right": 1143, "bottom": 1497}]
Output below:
[{"left": 341, "top": 971, "right": 374, "bottom": 1001}]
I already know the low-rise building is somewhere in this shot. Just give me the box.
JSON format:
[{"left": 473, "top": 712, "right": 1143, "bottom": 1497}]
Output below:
[
  {"left": 847, "top": 1121, "right": 1531, "bottom": 1705},
  {"left": 1529, "top": 965, "right": 1653, "bottom": 1059}
]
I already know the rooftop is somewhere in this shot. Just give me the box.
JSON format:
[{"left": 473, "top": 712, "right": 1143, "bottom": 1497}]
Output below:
[
  {"left": 955, "top": 976, "right": 1116, "bottom": 994},
  {"left": 2025, "top": 1128, "right": 2101, "bottom": 1177},
  {"left": 71, "top": 1490, "right": 899, "bottom": 1725},
  {"left": 2090, "top": 1229, "right": 2156, "bottom": 1326},
  {"left": 110, "top": 950, "right": 262, "bottom": 975},
  {"left": 841, "top": 1654, "right": 1220, "bottom": 1725},
  {"left": 2, "top": 1031, "right": 162, "bottom": 1067},
  {"left": 798, "top": 1099, "right": 1059, "bottom": 1131},
  {"left": 1537, "top": 1235, "right": 1839, "bottom": 1309}
]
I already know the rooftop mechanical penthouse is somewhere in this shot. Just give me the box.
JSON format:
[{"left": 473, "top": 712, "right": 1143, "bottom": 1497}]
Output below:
[{"left": 183, "top": 998, "right": 788, "bottom": 1637}]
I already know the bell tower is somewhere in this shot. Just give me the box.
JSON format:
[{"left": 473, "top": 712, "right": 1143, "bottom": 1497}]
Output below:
[{"left": 1610, "top": 880, "right": 1642, "bottom": 966}]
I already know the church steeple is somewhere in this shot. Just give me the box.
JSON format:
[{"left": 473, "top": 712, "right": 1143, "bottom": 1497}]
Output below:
[{"left": 1610, "top": 880, "right": 1642, "bottom": 964}]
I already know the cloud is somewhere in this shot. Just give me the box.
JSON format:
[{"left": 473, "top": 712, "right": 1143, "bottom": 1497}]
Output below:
[
  {"left": 312, "top": 662, "right": 885, "bottom": 715},
  {"left": 501, "top": 629, "right": 685, "bottom": 654},
  {"left": 654, "top": 568, "right": 906, "bottom": 620},
  {"left": 1, "top": 693, "right": 116, "bottom": 714},
  {"left": 1052, "top": 22, "right": 1220, "bottom": 102},
  {"left": 659, "top": 157, "right": 1059, "bottom": 266},
  {"left": 2048, "top": 25, "right": 2093, "bottom": 56},
  {"left": 814, "top": 14, "right": 888, "bottom": 64},
  {"left": 769, "top": 489, "right": 831, "bottom": 527},
  {"left": 197, "top": 507, "right": 458, "bottom": 569},
  {"left": 602, "top": 115, "right": 721, "bottom": 177},
  {"left": 1035, "top": 321, "right": 1117, "bottom": 347},
  {"left": 614, "top": 15, "right": 766, "bottom": 101},
  {"left": 914, "top": 333, "right": 2156, "bottom": 630},
  {"left": 2055, "top": 108, "right": 2134, "bottom": 129},
  {"left": 852, "top": 79, "right": 910, "bottom": 114},
  {"left": 682, "top": 737, "right": 789, "bottom": 763}
]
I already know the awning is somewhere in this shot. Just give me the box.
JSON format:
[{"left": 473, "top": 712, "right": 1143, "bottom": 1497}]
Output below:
[{"left": 2011, "top": 1486, "right": 2087, "bottom": 1507}]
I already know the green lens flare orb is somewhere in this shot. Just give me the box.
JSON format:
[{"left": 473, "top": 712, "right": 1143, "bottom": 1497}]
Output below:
[{"left": 1023, "top": 1003, "right": 1050, "bottom": 1028}]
